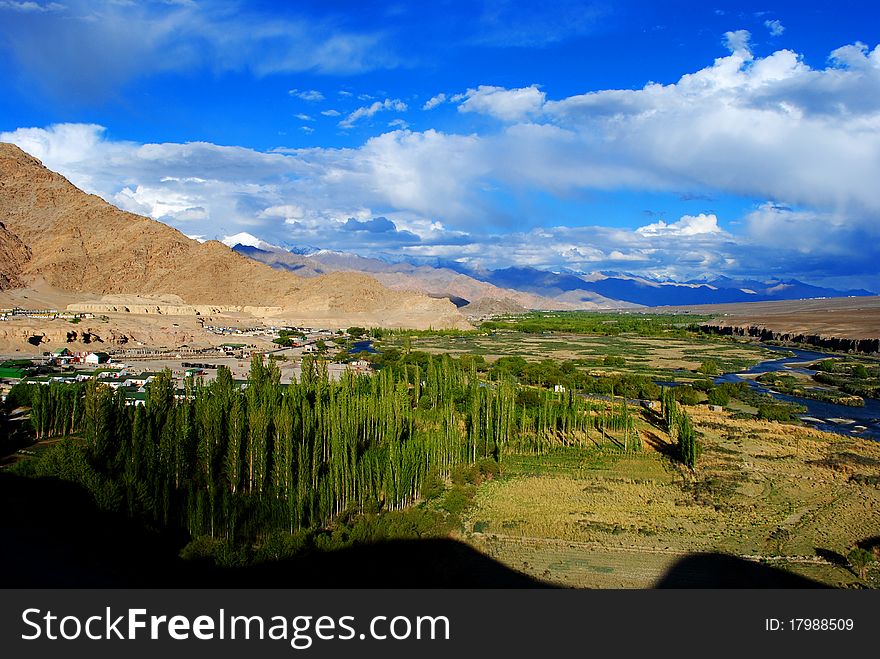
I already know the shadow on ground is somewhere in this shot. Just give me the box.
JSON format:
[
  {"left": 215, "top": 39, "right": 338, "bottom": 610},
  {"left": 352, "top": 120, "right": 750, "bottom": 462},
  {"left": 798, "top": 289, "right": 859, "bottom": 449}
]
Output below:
[
  {"left": 654, "top": 554, "right": 828, "bottom": 588},
  {"left": 0, "top": 473, "right": 828, "bottom": 588}
]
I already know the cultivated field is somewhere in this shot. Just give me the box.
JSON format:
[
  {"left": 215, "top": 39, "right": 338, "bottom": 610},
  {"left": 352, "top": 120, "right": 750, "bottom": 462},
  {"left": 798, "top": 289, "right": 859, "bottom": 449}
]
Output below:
[{"left": 385, "top": 331, "right": 774, "bottom": 378}]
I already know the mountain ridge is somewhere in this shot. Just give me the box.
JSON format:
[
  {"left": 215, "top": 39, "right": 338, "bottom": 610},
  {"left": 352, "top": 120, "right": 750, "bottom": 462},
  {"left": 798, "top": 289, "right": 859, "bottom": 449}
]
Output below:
[
  {"left": 228, "top": 234, "right": 873, "bottom": 309},
  {"left": 0, "top": 142, "right": 466, "bottom": 329}
]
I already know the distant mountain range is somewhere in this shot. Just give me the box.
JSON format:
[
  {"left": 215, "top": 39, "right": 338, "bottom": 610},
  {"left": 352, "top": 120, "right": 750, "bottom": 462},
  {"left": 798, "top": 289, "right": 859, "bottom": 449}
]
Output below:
[
  {"left": 228, "top": 233, "right": 875, "bottom": 311},
  {"left": 480, "top": 267, "right": 874, "bottom": 307}
]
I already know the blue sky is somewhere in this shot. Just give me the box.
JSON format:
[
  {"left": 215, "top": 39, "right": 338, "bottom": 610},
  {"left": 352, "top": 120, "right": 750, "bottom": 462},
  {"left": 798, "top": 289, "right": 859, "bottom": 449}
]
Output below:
[{"left": 1, "top": 0, "right": 879, "bottom": 290}]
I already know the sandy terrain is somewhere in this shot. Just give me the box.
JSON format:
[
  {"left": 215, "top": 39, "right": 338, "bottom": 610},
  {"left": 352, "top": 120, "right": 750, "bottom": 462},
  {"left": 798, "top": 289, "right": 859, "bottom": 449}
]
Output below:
[{"left": 656, "top": 296, "right": 880, "bottom": 340}]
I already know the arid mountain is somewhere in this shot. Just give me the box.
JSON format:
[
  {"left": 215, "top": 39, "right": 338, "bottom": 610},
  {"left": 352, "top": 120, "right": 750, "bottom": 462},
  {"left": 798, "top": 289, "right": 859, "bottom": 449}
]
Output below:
[
  {"left": 0, "top": 221, "right": 30, "bottom": 290},
  {"left": 460, "top": 297, "right": 528, "bottom": 319},
  {"left": 233, "top": 244, "right": 632, "bottom": 311},
  {"left": 0, "top": 143, "right": 466, "bottom": 329}
]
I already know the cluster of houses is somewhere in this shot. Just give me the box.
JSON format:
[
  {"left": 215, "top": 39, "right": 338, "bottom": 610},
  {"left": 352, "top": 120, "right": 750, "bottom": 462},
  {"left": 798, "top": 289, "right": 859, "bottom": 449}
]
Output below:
[
  {"left": 2, "top": 327, "right": 378, "bottom": 406},
  {"left": 14, "top": 366, "right": 237, "bottom": 407},
  {"left": 46, "top": 347, "right": 111, "bottom": 366},
  {"left": 207, "top": 324, "right": 340, "bottom": 342}
]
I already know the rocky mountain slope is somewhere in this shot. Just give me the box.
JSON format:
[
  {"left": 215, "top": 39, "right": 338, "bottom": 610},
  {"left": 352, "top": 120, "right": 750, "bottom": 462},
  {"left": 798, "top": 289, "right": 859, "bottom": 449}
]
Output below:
[
  {"left": 0, "top": 221, "right": 30, "bottom": 290},
  {"left": 233, "top": 244, "right": 632, "bottom": 311},
  {"left": 0, "top": 143, "right": 465, "bottom": 329}
]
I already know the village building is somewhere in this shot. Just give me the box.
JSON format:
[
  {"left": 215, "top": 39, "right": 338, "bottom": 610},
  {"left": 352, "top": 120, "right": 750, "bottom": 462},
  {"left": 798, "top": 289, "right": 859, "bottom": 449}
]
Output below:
[{"left": 85, "top": 351, "right": 111, "bottom": 365}]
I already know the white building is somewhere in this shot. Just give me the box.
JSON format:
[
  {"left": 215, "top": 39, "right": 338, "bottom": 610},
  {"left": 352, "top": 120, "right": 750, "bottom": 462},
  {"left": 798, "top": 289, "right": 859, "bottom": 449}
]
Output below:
[{"left": 85, "top": 352, "right": 111, "bottom": 365}]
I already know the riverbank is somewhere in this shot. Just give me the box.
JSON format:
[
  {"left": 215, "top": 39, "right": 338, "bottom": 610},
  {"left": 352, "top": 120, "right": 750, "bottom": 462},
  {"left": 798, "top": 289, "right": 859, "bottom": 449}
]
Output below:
[{"left": 713, "top": 346, "right": 880, "bottom": 442}]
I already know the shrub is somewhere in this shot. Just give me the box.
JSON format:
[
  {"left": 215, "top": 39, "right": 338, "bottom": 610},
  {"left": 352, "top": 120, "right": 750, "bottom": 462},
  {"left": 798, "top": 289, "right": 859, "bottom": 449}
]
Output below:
[
  {"left": 253, "top": 530, "right": 310, "bottom": 563},
  {"left": 757, "top": 404, "right": 796, "bottom": 423},
  {"left": 847, "top": 546, "right": 875, "bottom": 580},
  {"left": 441, "top": 486, "right": 473, "bottom": 518},
  {"left": 179, "top": 535, "right": 224, "bottom": 561},
  {"left": 674, "top": 386, "right": 703, "bottom": 406},
  {"left": 420, "top": 470, "right": 446, "bottom": 500},
  {"left": 697, "top": 360, "right": 719, "bottom": 375},
  {"left": 707, "top": 387, "right": 730, "bottom": 406},
  {"left": 477, "top": 458, "right": 502, "bottom": 480}
]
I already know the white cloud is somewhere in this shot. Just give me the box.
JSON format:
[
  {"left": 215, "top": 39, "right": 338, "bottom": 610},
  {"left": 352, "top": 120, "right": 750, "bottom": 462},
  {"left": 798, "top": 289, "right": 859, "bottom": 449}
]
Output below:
[
  {"left": 764, "top": 19, "right": 785, "bottom": 37},
  {"left": 422, "top": 93, "right": 446, "bottom": 110},
  {"left": 300, "top": 126, "right": 314, "bottom": 133},
  {"left": 541, "top": 40, "right": 880, "bottom": 215},
  {"left": 259, "top": 204, "right": 304, "bottom": 220},
  {"left": 5, "top": 33, "right": 880, "bottom": 288},
  {"left": 829, "top": 41, "right": 879, "bottom": 69},
  {"left": 0, "top": 1, "right": 64, "bottom": 12},
  {"left": 723, "top": 29, "right": 752, "bottom": 56},
  {"left": 456, "top": 84, "right": 546, "bottom": 121},
  {"left": 339, "top": 98, "right": 408, "bottom": 128},
  {"left": 636, "top": 214, "right": 723, "bottom": 237},
  {"left": 288, "top": 89, "right": 324, "bottom": 101},
  {"left": 320, "top": 109, "right": 341, "bottom": 116},
  {"left": 388, "top": 119, "right": 409, "bottom": 129},
  {"left": 294, "top": 113, "right": 314, "bottom": 121}
]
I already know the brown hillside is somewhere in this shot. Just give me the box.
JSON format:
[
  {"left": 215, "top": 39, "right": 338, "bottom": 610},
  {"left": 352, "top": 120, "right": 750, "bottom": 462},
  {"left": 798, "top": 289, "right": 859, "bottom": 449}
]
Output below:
[
  {"left": 0, "top": 221, "right": 31, "bottom": 290},
  {"left": 0, "top": 143, "right": 466, "bottom": 328}
]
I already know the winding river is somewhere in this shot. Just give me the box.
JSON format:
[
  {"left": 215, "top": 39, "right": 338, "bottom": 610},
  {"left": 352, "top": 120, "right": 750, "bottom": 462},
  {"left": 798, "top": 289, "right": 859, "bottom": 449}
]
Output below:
[{"left": 714, "top": 346, "right": 880, "bottom": 442}]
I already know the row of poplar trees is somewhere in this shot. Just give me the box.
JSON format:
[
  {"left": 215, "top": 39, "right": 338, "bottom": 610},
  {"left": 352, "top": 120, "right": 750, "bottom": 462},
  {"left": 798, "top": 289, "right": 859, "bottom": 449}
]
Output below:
[
  {"left": 660, "top": 386, "right": 700, "bottom": 468},
  {"left": 21, "top": 353, "right": 634, "bottom": 543}
]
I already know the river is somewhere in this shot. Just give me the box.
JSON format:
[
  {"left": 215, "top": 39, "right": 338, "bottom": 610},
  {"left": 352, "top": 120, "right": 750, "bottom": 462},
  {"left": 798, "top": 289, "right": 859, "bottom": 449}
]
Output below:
[
  {"left": 348, "top": 340, "right": 378, "bottom": 355},
  {"left": 714, "top": 346, "right": 880, "bottom": 441}
]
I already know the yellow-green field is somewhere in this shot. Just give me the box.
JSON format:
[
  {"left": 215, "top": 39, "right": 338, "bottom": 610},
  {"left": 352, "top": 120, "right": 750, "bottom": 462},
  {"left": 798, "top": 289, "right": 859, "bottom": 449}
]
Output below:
[
  {"left": 384, "top": 332, "right": 774, "bottom": 377},
  {"left": 462, "top": 407, "right": 880, "bottom": 588}
]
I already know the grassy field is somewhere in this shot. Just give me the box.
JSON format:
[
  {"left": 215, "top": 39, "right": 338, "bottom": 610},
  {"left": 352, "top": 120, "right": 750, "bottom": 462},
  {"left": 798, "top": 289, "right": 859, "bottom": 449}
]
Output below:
[
  {"left": 462, "top": 406, "right": 880, "bottom": 588},
  {"left": 382, "top": 332, "right": 773, "bottom": 380}
]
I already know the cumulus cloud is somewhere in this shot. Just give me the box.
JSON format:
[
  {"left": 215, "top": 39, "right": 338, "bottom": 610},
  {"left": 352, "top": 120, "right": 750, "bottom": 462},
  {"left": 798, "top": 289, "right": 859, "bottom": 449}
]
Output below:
[
  {"left": 636, "top": 213, "right": 723, "bottom": 237},
  {"left": 456, "top": 85, "right": 546, "bottom": 121},
  {"left": 764, "top": 19, "right": 785, "bottom": 37},
  {"left": 723, "top": 29, "right": 752, "bottom": 55},
  {"left": 342, "top": 216, "right": 397, "bottom": 232},
  {"left": 422, "top": 93, "right": 446, "bottom": 110},
  {"left": 339, "top": 98, "right": 408, "bottom": 128},
  {"left": 259, "top": 204, "right": 304, "bottom": 220},
  {"left": 5, "top": 32, "right": 880, "bottom": 288},
  {"left": 541, "top": 37, "right": 880, "bottom": 217},
  {"left": 288, "top": 89, "right": 325, "bottom": 101}
]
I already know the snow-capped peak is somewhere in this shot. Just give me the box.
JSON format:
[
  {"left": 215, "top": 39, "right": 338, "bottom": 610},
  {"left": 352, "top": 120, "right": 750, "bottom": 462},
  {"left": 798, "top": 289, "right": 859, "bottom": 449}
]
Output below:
[{"left": 220, "top": 232, "right": 279, "bottom": 250}]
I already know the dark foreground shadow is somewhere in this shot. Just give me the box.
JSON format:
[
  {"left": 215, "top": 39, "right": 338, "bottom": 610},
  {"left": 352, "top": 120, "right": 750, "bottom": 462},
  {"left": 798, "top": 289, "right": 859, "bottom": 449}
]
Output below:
[
  {"left": 0, "top": 473, "right": 830, "bottom": 588},
  {"left": 0, "top": 473, "right": 547, "bottom": 588},
  {"left": 655, "top": 554, "right": 828, "bottom": 588}
]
